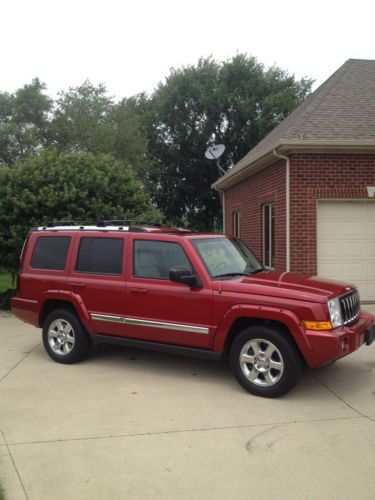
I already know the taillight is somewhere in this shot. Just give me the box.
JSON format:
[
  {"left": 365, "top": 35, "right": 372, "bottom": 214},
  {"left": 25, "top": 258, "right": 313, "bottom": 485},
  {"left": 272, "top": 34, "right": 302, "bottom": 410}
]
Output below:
[{"left": 16, "top": 274, "right": 20, "bottom": 293}]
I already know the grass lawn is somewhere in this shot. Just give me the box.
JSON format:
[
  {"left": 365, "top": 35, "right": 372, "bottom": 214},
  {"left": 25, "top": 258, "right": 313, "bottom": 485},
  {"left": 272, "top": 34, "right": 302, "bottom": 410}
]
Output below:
[{"left": 0, "top": 269, "right": 15, "bottom": 292}]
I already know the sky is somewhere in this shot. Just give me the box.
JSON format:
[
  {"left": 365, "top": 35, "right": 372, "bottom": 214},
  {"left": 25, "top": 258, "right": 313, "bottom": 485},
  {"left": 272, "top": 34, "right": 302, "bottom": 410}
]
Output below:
[{"left": 2, "top": 0, "right": 375, "bottom": 100}]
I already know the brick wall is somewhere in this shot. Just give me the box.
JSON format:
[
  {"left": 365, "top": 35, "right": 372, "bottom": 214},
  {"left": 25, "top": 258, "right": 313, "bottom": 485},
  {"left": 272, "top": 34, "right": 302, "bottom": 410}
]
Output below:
[
  {"left": 224, "top": 159, "right": 286, "bottom": 270},
  {"left": 223, "top": 153, "right": 375, "bottom": 275},
  {"left": 290, "top": 153, "right": 375, "bottom": 275}
]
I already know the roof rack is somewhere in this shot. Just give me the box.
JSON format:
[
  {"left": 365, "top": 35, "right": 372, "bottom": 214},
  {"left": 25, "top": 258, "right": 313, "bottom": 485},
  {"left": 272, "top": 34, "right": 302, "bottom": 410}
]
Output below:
[
  {"left": 35, "top": 220, "right": 195, "bottom": 234},
  {"left": 46, "top": 220, "right": 162, "bottom": 228},
  {"left": 97, "top": 220, "right": 162, "bottom": 227},
  {"left": 46, "top": 221, "right": 95, "bottom": 227}
]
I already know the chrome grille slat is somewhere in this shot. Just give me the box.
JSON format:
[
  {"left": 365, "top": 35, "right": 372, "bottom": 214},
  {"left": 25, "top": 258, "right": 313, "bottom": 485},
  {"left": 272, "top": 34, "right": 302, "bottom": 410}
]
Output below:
[{"left": 339, "top": 290, "right": 360, "bottom": 326}]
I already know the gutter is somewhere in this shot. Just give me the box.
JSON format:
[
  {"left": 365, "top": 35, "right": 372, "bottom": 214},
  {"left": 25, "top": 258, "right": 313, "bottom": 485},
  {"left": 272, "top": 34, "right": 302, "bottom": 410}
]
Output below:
[
  {"left": 213, "top": 139, "right": 375, "bottom": 190},
  {"left": 273, "top": 149, "right": 290, "bottom": 272}
]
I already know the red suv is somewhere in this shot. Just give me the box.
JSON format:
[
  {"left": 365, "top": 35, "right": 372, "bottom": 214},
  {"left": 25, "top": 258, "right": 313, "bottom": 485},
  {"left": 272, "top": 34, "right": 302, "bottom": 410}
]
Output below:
[{"left": 12, "top": 221, "right": 375, "bottom": 397}]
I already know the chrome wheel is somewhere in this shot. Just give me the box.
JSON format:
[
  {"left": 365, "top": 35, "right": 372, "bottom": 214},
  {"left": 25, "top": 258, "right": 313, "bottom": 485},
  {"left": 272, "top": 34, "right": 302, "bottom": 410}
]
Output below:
[
  {"left": 239, "top": 338, "right": 284, "bottom": 387},
  {"left": 48, "top": 319, "right": 75, "bottom": 356}
]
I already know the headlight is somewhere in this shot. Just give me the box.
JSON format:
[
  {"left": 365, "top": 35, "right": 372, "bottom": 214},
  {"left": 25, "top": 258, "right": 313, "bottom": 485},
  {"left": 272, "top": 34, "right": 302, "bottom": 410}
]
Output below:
[{"left": 328, "top": 298, "right": 343, "bottom": 328}]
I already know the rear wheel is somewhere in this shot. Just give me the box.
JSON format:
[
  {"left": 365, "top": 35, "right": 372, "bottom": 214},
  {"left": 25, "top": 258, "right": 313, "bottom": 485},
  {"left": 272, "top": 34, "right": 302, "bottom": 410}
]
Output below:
[
  {"left": 229, "top": 326, "right": 302, "bottom": 397},
  {"left": 42, "top": 308, "right": 92, "bottom": 364}
]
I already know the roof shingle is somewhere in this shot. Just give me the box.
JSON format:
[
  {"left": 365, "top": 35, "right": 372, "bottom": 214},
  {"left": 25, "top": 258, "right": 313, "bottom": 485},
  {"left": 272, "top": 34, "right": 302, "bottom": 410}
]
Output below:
[{"left": 231, "top": 59, "right": 375, "bottom": 172}]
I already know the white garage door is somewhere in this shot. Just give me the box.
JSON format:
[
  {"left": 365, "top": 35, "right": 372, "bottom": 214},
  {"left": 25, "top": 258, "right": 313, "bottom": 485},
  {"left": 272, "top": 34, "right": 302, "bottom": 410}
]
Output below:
[{"left": 317, "top": 201, "right": 375, "bottom": 302}]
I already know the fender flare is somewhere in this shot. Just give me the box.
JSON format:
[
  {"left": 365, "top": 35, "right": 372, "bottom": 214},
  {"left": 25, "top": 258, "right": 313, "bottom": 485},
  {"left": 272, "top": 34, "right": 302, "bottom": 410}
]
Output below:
[
  {"left": 39, "top": 290, "right": 97, "bottom": 334},
  {"left": 212, "top": 304, "right": 319, "bottom": 367}
]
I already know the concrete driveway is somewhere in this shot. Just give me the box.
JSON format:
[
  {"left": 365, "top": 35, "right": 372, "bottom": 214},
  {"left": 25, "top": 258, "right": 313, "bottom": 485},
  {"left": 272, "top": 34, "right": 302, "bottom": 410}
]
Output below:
[{"left": 1, "top": 310, "right": 375, "bottom": 500}]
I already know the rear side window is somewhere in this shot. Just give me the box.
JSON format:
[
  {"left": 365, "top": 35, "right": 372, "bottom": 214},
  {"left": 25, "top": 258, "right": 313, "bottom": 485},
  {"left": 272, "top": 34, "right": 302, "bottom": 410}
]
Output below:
[
  {"left": 31, "top": 236, "right": 71, "bottom": 270},
  {"left": 76, "top": 237, "right": 124, "bottom": 275}
]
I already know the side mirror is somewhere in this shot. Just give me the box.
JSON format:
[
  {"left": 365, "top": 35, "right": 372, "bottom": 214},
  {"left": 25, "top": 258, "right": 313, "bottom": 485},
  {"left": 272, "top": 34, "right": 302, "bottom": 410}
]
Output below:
[{"left": 169, "top": 268, "right": 200, "bottom": 288}]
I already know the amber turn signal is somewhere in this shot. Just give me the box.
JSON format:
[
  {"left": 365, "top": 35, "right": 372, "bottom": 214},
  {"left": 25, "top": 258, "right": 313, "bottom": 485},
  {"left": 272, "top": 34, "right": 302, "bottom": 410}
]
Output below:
[{"left": 303, "top": 321, "right": 333, "bottom": 331}]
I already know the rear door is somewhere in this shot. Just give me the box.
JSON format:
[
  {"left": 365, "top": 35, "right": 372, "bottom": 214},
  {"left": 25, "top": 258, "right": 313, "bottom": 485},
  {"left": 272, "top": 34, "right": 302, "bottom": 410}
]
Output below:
[
  {"left": 124, "top": 235, "right": 213, "bottom": 348},
  {"left": 68, "top": 233, "right": 127, "bottom": 336}
]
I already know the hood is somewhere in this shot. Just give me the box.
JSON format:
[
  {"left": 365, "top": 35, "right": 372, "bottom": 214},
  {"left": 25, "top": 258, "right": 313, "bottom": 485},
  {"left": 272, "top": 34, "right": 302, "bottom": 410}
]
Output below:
[{"left": 214, "top": 271, "right": 356, "bottom": 303}]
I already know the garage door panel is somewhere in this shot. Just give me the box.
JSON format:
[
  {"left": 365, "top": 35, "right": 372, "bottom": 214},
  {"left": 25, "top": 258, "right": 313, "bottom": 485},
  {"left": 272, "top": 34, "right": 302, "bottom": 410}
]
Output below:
[
  {"left": 367, "top": 261, "right": 375, "bottom": 279},
  {"left": 317, "top": 201, "right": 375, "bottom": 302},
  {"left": 341, "top": 262, "right": 366, "bottom": 280},
  {"left": 368, "top": 221, "right": 375, "bottom": 238},
  {"left": 342, "top": 221, "right": 367, "bottom": 239},
  {"left": 342, "top": 241, "right": 366, "bottom": 258},
  {"left": 317, "top": 221, "right": 339, "bottom": 239},
  {"left": 368, "top": 283, "right": 375, "bottom": 300},
  {"left": 368, "top": 242, "right": 375, "bottom": 255},
  {"left": 319, "top": 241, "right": 339, "bottom": 257}
]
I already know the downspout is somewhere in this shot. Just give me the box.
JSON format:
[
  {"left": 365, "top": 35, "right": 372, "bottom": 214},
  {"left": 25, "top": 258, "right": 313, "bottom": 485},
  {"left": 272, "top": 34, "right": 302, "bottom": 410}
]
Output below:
[
  {"left": 273, "top": 149, "right": 290, "bottom": 272},
  {"left": 213, "top": 187, "right": 225, "bottom": 233}
]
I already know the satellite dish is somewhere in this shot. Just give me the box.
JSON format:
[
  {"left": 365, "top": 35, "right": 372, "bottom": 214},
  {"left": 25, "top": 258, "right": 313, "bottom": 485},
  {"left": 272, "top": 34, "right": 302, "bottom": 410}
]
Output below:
[
  {"left": 205, "top": 144, "right": 226, "bottom": 176},
  {"left": 205, "top": 144, "right": 225, "bottom": 161}
]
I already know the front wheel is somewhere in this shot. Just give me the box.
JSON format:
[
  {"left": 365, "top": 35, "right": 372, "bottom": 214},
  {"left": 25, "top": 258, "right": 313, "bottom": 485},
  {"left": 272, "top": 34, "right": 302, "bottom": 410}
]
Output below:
[
  {"left": 229, "top": 326, "right": 302, "bottom": 397},
  {"left": 42, "top": 308, "right": 92, "bottom": 364}
]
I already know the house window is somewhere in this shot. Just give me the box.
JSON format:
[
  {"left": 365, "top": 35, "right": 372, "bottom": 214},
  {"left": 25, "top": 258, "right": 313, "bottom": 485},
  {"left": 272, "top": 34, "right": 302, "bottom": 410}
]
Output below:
[
  {"left": 233, "top": 211, "right": 240, "bottom": 237},
  {"left": 263, "top": 204, "right": 275, "bottom": 268}
]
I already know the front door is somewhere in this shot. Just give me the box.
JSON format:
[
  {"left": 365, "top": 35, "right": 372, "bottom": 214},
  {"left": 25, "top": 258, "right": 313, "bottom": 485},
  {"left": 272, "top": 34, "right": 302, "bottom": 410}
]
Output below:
[{"left": 124, "top": 235, "right": 213, "bottom": 348}]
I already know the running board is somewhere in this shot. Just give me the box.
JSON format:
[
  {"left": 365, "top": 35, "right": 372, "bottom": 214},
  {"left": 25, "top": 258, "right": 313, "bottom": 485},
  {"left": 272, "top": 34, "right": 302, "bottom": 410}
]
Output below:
[{"left": 91, "top": 334, "right": 222, "bottom": 361}]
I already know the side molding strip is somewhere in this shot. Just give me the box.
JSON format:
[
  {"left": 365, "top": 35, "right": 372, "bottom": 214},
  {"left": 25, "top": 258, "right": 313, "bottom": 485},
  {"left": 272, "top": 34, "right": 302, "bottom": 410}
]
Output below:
[{"left": 90, "top": 313, "right": 209, "bottom": 335}]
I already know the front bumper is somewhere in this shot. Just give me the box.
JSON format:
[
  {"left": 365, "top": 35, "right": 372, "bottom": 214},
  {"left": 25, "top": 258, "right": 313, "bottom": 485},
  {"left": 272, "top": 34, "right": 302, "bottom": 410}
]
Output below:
[{"left": 305, "top": 311, "right": 374, "bottom": 368}]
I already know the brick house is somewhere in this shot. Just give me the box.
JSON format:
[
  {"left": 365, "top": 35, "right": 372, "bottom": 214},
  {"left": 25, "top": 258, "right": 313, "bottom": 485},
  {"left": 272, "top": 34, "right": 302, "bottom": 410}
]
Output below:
[{"left": 214, "top": 59, "right": 375, "bottom": 302}]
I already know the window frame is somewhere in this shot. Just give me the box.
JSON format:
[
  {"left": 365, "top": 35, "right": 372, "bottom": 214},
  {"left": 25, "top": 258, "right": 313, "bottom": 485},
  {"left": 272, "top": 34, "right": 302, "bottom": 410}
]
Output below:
[
  {"left": 262, "top": 204, "right": 275, "bottom": 269},
  {"left": 75, "top": 236, "right": 124, "bottom": 276},
  {"left": 132, "top": 239, "right": 194, "bottom": 281},
  {"left": 232, "top": 211, "right": 241, "bottom": 238}
]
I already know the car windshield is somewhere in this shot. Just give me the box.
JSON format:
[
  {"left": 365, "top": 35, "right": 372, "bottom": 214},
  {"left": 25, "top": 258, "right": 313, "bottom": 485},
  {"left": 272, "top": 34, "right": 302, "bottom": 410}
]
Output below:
[{"left": 191, "top": 237, "right": 264, "bottom": 279}]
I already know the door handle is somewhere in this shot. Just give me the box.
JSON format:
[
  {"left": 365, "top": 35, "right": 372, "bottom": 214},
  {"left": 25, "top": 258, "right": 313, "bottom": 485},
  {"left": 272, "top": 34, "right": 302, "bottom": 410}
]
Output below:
[
  {"left": 70, "top": 282, "right": 86, "bottom": 289},
  {"left": 129, "top": 287, "right": 150, "bottom": 295}
]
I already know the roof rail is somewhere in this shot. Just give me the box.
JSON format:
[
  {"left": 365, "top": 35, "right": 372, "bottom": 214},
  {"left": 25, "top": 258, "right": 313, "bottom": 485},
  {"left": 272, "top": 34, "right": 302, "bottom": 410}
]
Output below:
[
  {"left": 97, "top": 220, "right": 162, "bottom": 227},
  {"left": 46, "top": 220, "right": 162, "bottom": 228},
  {"left": 47, "top": 220, "right": 96, "bottom": 227}
]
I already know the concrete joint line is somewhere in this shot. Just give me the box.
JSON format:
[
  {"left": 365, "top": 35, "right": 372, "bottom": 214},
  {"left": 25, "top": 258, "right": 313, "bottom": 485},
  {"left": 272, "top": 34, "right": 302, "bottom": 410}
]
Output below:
[
  {"left": 5, "top": 415, "right": 364, "bottom": 447},
  {"left": 307, "top": 371, "right": 368, "bottom": 419},
  {"left": 0, "top": 341, "right": 41, "bottom": 384},
  {"left": 1, "top": 430, "right": 29, "bottom": 500}
]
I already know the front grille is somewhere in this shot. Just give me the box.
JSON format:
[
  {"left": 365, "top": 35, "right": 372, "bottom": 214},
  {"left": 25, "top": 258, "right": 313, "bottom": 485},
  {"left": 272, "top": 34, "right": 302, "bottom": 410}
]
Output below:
[{"left": 339, "top": 290, "right": 361, "bottom": 326}]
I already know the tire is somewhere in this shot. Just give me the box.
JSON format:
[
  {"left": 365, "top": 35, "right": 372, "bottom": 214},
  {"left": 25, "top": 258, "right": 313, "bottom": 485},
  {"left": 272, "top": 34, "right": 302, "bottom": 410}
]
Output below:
[
  {"left": 42, "top": 308, "right": 92, "bottom": 364},
  {"left": 229, "top": 325, "right": 302, "bottom": 398}
]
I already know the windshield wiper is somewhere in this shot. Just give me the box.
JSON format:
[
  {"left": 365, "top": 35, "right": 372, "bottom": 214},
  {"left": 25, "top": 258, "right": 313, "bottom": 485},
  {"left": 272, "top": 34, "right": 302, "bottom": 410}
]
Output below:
[{"left": 213, "top": 272, "right": 249, "bottom": 279}]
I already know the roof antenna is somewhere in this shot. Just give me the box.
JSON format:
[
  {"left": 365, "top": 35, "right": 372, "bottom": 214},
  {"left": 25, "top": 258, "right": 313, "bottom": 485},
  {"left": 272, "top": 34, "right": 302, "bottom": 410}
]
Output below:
[{"left": 205, "top": 144, "right": 226, "bottom": 176}]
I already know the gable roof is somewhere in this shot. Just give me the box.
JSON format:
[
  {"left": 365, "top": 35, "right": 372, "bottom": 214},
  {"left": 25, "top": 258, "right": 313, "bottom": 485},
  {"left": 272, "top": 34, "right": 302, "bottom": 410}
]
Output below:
[{"left": 215, "top": 59, "right": 375, "bottom": 189}]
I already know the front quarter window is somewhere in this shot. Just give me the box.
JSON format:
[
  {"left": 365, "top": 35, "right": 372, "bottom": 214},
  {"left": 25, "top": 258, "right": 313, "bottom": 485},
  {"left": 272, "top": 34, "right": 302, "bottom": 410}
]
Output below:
[{"left": 192, "top": 237, "right": 263, "bottom": 279}]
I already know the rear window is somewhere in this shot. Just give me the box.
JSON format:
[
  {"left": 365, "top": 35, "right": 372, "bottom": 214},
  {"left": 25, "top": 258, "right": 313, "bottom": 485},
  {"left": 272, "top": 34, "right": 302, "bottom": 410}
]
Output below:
[
  {"left": 76, "top": 237, "right": 124, "bottom": 275},
  {"left": 31, "top": 236, "right": 71, "bottom": 270}
]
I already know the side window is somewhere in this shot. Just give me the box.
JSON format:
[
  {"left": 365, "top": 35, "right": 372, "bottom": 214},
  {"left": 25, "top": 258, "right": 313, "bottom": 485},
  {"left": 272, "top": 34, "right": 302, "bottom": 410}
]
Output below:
[
  {"left": 263, "top": 204, "right": 275, "bottom": 268},
  {"left": 76, "top": 237, "right": 124, "bottom": 275},
  {"left": 31, "top": 236, "right": 71, "bottom": 270},
  {"left": 232, "top": 211, "right": 240, "bottom": 237},
  {"left": 133, "top": 240, "right": 192, "bottom": 279}
]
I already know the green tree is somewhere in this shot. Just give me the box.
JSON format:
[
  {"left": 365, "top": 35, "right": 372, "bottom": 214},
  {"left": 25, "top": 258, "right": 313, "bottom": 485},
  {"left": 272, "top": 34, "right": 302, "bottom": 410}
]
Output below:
[
  {"left": 146, "top": 55, "right": 312, "bottom": 230},
  {"left": 0, "top": 150, "right": 162, "bottom": 274},
  {"left": 49, "top": 81, "right": 116, "bottom": 154},
  {"left": 0, "top": 78, "right": 52, "bottom": 165},
  {"left": 112, "top": 93, "right": 153, "bottom": 179}
]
